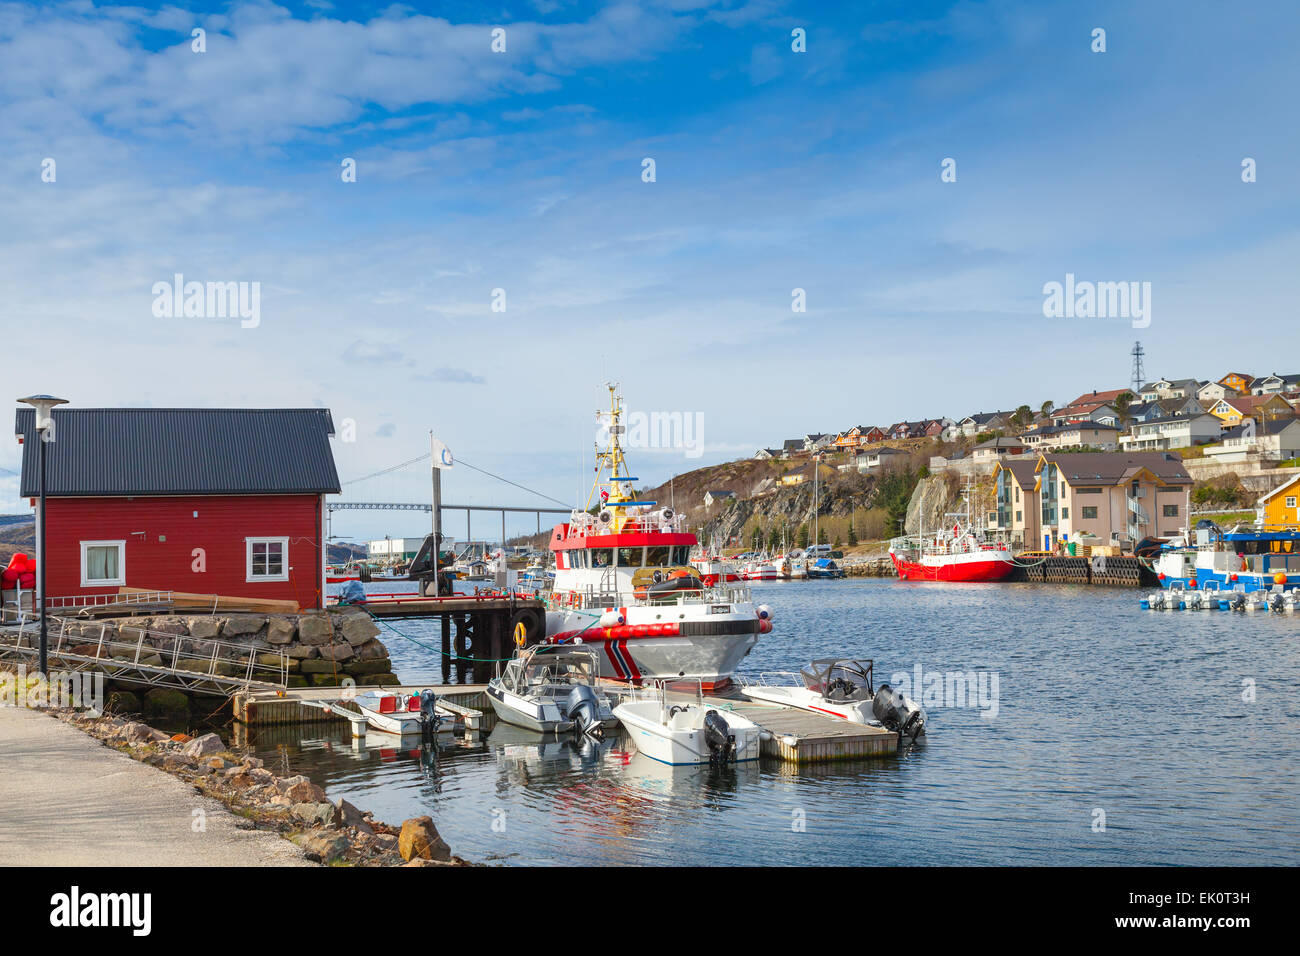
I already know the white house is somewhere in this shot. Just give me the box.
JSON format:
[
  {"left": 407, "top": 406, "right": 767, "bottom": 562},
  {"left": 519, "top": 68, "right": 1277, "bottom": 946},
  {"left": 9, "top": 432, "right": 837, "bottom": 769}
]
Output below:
[{"left": 1119, "top": 413, "right": 1223, "bottom": 451}]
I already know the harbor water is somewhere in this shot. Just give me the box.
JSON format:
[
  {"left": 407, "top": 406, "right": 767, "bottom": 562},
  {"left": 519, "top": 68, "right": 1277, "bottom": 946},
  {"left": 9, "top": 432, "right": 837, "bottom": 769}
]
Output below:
[{"left": 246, "top": 579, "right": 1300, "bottom": 866}]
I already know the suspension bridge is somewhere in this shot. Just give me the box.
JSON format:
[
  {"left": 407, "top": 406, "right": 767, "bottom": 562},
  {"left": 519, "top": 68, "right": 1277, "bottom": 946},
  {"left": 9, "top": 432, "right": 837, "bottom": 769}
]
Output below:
[{"left": 329, "top": 450, "right": 575, "bottom": 548}]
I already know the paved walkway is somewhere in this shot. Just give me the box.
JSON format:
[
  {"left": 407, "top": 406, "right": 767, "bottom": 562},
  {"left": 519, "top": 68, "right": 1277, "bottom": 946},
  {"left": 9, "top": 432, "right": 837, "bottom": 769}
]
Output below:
[{"left": 0, "top": 707, "right": 308, "bottom": 866}]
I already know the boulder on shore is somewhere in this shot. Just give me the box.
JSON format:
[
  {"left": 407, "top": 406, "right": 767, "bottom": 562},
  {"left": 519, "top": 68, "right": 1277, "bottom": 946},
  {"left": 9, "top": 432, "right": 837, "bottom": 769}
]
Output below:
[
  {"left": 182, "top": 732, "right": 225, "bottom": 758},
  {"left": 398, "top": 816, "right": 450, "bottom": 862}
]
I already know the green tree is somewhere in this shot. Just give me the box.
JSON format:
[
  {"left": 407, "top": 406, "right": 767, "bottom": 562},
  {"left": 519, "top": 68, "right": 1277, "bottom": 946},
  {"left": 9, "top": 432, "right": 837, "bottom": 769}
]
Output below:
[
  {"left": 818, "top": 526, "right": 828, "bottom": 545},
  {"left": 847, "top": 517, "right": 858, "bottom": 546},
  {"left": 1113, "top": 390, "right": 1136, "bottom": 432},
  {"left": 1040, "top": 400, "right": 1055, "bottom": 421},
  {"left": 797, "top": 524, "right": 810, "bottom": 549},
  {"left": 750, "top": 526, "right": 763, "bottom": 552},
  {"left": 767, "top": 526, "right": 781, "bottom": 552}
]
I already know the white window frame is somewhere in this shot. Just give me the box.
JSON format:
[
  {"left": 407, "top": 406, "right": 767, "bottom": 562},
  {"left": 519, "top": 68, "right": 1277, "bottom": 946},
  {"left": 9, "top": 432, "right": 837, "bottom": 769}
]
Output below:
[
  {"left": 246, "top": 536, "right": 290, "bottom": 583},
  {"left": 80, "top": 540, "right": 126, "bottom": 588}
]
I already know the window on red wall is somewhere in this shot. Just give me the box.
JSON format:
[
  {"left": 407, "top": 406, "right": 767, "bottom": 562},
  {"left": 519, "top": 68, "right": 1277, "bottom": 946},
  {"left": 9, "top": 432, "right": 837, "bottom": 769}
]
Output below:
[{"left": 246, "top": 537, "right": 289, "bottom": 582}]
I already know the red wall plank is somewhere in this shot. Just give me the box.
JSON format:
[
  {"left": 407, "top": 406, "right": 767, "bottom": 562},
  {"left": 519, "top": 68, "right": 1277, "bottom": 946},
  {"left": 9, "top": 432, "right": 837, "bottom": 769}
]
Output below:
[{"left": 42, "top": 494, "right": 324, "bottom": 608}]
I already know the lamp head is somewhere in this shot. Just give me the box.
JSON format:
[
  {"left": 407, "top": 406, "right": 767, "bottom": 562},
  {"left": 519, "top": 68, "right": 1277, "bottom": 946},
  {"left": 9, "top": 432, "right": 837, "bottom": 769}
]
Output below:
[{"left": 18, "top": 395, "right": 68, "bottom": 432}]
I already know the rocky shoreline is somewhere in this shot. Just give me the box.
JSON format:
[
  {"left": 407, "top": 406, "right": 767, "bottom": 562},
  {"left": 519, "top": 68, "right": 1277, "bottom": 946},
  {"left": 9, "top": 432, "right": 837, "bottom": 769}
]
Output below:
[{"left": 44, "top": 705, "right": 471, "bottom": 867}]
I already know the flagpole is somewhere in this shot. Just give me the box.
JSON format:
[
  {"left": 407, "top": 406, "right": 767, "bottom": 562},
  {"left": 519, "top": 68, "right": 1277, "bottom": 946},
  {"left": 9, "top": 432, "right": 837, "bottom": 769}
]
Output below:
[{"left": 430, "top": 432, "right": 441, "bottom": 597}]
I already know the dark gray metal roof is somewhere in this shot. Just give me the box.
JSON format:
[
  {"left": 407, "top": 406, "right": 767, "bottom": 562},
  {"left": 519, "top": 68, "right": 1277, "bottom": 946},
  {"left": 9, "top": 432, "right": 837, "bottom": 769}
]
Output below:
[{"left": 14, "top": 408, "right": 341, "bottom": 497}]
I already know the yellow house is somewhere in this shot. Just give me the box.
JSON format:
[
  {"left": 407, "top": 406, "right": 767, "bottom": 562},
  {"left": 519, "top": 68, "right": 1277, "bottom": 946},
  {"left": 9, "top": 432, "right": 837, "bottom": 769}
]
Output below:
[
  {"left": 1258, "top": 474, "right": 1300, "bottom": 529},
  {"left": 779, "top": 473, "right": 806, "bottom": 486},
  {"left": 1209, "top": 393, "right": 1292, "bottom": 428}
]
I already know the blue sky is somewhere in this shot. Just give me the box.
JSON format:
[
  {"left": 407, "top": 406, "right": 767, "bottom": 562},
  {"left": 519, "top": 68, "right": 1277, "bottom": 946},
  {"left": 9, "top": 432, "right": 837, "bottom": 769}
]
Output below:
[{"left": 2, "top": 0, "right": 1298, "bottom": 541}]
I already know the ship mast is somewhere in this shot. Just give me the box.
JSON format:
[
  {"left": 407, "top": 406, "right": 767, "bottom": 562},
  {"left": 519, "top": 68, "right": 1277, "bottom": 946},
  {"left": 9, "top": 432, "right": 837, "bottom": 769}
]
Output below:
[{"left": 587, "top": 382, "right": 637, "bottom": 511}]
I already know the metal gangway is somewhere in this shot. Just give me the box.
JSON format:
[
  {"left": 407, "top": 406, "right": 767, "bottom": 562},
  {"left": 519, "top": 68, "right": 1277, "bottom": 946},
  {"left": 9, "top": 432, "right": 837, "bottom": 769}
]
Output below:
[{"left": 0, "top": 605, "right": 288, "bottom": 696}]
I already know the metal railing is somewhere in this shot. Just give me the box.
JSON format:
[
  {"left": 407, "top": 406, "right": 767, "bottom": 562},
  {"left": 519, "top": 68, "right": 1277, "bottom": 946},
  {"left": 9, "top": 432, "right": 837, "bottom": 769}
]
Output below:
[
  {"left": 0, "top": 608, "right": 288, "bottom": 695},
  {"left": 42, "top": 591, "right": 174, "bottom": 612},
  {"left": 547, "top": 583, "right": 754, "bottom": 612}
]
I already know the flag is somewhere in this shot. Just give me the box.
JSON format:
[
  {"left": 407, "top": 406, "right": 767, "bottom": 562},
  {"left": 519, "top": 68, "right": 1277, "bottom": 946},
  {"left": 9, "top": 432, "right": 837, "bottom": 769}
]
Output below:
[
  {"left": 600, "top": 489, "right": 609, "bottom": 501},
  {"left": 431, "top": 435, "right": 454, "bottom": 469}
]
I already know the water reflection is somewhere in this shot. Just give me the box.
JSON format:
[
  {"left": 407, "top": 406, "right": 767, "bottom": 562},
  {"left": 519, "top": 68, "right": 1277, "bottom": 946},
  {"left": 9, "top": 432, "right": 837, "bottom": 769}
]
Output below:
[{"left": 247, "top": 578, "right": 1300, "bottom": 866}]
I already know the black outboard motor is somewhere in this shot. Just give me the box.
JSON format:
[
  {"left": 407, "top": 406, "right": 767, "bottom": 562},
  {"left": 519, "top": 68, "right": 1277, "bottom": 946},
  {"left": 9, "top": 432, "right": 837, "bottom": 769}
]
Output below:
[
  {"left": 703, "top": 709, "right": 735, "bottom": 764},
  {"left": 1268, "top": 590, "right": 1286, "bottom": 613},
  {"left": 1226, "top": 590, "right": 1246, "bottom": 611},
  {"left": 418, "top": 689, "right": 443, "bottom": 742},
  {"left": 872, "top": 683, "right": 927, "bottom": 741},
  {"left": 563, "top": 685, "right": 605, "bottom": 738}
]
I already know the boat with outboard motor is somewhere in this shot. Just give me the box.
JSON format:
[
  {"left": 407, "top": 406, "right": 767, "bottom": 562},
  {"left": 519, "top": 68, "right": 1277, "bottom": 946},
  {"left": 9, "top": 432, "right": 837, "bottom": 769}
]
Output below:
[
  {"left": 1150, "top": 521, "right": 1300, "bottom": 593},
  {"left": 299, "top": 688, "right": 469, "bottom": 738},
  {"left": 613, "top": 680, "right": 763, "bottom": 765},
  {"left": 541, "top": 385, "right": 771, "bottom": 690},
  {"left": 486, "top": 642, "right": 617, "bottom": 735},
  {"left": 742, "top": 658, "right": 927, "bottom": 740}
]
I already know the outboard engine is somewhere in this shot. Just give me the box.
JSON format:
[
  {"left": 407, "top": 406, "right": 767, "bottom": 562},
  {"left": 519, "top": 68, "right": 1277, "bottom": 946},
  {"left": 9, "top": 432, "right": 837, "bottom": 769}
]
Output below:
[
  {"left": 418, "top": 689, "right": 443, "bottom": 741},
  {"left": 1268, "top": 591, "right": 1286, "bottom": 613},
  {"left": 1226, "top": 590, "right": 1246, "bottom": 611},
  {"left": 563, "top": 685, "right": 605, "bottom": 738},
  {"left": 703, "top": 709, "right": 735, "bottom": 764},
  {"left": 872, "top": 684, "right": 927, "bottom": 741}
]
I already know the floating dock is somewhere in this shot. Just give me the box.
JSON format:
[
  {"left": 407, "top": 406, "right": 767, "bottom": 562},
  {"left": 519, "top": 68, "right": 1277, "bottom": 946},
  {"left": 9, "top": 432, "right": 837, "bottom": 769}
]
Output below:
[{"left": 235, "top": 680, "right": 901, "bottom": 763}]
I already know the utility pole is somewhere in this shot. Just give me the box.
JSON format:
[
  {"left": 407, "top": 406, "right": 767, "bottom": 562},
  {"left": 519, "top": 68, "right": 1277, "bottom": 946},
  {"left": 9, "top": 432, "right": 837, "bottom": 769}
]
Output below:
[{"left": 430, "top": 433, "right": 442, "bottom": 597}]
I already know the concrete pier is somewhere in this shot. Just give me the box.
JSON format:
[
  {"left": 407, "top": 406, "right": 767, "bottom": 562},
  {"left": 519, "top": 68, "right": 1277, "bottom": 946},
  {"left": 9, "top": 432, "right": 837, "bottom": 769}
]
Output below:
[{"left": 0, "top": 707, "right": 307, "bottom": 866}]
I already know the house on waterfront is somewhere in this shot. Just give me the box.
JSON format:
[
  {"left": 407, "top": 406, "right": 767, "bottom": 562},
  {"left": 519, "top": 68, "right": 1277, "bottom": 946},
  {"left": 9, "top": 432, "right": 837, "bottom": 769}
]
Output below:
[
  {"left": 994, "top": 452, "right": 1192, "bottom": 551},
  {"left": 1257, "top": 474, "right": 1300, "bottom": 529},
  {"left": 14, "top": 407, "right": 340, "bottom": 609}
]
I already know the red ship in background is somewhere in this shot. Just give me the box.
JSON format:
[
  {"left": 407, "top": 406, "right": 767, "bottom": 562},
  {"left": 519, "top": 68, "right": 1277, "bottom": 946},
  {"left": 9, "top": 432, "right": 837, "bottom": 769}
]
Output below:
[{"left": 888, "top": 481, "right": 1017, "bottom": 582}]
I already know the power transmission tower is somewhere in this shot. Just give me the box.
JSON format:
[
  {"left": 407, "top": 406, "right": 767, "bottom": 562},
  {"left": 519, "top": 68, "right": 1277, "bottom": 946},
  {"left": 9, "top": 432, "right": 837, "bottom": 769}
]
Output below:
[{"left": 1130, "top": 341, "right": 1145, "bottom": 396}]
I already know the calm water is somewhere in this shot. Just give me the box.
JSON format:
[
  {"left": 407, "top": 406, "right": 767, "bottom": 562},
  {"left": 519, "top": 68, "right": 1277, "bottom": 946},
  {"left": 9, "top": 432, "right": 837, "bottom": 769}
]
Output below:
[{"left": 245, "top": 579, "right": 1300, "bottom": 865}]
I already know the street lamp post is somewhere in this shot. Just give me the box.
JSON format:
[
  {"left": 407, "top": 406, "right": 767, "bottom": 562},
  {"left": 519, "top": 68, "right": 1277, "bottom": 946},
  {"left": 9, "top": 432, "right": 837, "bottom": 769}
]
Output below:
[{"left": 18, "top": 395, "right": 68, "bottom": 677}]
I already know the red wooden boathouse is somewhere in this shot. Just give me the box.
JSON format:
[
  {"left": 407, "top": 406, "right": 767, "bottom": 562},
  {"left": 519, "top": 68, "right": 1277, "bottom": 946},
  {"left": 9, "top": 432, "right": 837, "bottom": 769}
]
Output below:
[{"left": 14, "top": 407, "right": 341, "bottom": 609}]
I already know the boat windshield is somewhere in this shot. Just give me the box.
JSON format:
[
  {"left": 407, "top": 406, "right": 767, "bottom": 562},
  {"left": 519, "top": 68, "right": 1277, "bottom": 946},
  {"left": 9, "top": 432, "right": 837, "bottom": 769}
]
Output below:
[
  {"left": 800, "top": 659, "right": 874, "bottom": 701},
  {"left": 520, "top": 649, "right": 598, "bottom": 691}
]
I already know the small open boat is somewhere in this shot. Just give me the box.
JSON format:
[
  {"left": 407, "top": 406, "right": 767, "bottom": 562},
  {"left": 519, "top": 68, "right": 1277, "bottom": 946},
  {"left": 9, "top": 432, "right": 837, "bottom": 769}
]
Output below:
[
  {"left": 743, "top": 658, "right": 926, "bottom": 740},
  {"left": 303, "top": 689, "right": 476, "bottom": 738},
  {"left": 613, "top": 681, "right": 763, "bottom": 765},
  {"left": 487, "top": 643, "right": 617, "bottom": 735}
]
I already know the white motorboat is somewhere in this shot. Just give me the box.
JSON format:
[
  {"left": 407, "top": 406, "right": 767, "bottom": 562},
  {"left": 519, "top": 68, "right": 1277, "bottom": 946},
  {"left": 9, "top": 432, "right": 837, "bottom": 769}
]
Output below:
[
  {"left": 486, "top": 643, "right": 617, "bottom": 735},
  {"left": 742, "top": 658, "right": 926, "bottom": 740},
  {"left": 613, "top": 682, "right": 763, "bottom": 765}
]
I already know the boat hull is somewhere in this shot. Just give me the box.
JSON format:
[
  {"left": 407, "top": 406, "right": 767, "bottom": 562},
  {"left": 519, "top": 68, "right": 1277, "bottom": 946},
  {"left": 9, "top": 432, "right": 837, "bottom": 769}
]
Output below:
[
  {"left": 613, "top": 701, "right": 761, "bottom": 765},
  {"left": 485, "top": 682, "right": 575, "bottom": 733},
  {"left": 546, "top": 608, "right": 761, "bottom": 690}
]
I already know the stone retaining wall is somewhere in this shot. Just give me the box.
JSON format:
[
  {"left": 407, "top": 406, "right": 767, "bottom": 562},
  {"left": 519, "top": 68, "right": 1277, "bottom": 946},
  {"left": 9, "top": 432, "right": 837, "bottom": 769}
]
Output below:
[{"left": 54, "top": 606, "right": 400, "bottom": 721}]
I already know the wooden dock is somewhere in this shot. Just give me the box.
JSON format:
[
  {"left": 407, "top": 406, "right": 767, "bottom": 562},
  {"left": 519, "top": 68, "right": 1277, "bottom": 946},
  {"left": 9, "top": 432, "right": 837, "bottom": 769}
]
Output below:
[
  {"left": 233, "top": 684, "right": 492, "bottom": 726},
  {"left": 235, "top": 681, "right": 899, "bottom": 763},
  {"left": 341, "top": 594, "right": 547, "bottom": 684}
]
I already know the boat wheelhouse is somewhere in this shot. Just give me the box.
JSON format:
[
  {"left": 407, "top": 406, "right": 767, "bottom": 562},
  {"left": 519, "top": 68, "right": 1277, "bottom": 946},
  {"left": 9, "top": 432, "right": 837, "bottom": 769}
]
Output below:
[{"left": 543, "top": 385, "right": 768, "bottom": 689}]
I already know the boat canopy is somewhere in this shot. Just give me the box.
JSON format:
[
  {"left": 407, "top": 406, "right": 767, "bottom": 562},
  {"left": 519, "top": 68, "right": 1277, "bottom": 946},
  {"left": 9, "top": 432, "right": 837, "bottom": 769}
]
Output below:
[
  {"left": 800, "top": 658, "right": 874, "bottom": 701},
  {"left": 502, "top": 644, "right": 601, "bottom": 694}
]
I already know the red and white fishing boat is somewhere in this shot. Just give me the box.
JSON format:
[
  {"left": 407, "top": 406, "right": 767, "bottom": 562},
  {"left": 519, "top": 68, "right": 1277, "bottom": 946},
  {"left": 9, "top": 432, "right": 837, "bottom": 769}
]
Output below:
[
  {"left": 888, "top": 526, "right": 1016, "bottom": 582},
  {"left": 689, "top": 554, "right": 741, "bottom": 586},
  {"left": 543, "top": 385, "right": 770, "bottom": 690}
]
